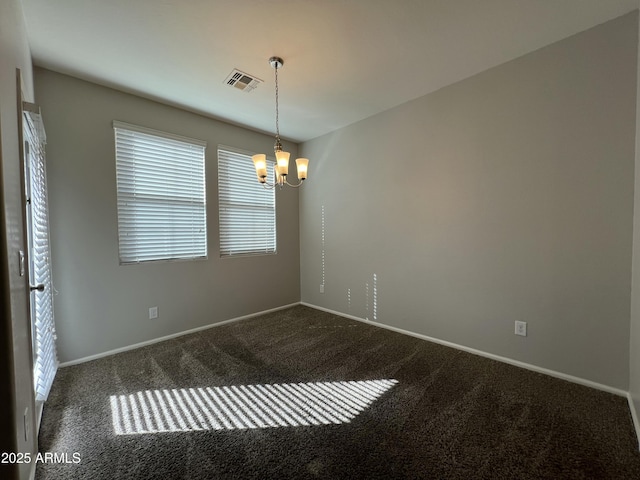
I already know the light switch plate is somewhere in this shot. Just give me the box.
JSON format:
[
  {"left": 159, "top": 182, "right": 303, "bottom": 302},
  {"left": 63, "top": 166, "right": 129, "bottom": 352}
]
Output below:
[{"left": 18, "top": 250, "right": 25, "bottom": 277}]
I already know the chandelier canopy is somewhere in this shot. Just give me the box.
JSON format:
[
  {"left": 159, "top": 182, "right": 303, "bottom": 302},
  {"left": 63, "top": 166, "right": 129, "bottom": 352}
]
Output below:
[{"left": 252, "top": 56, "right": 308, "bottom": 188}]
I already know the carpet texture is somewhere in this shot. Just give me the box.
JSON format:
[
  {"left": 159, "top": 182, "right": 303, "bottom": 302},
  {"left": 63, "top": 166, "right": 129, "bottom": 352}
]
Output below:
[{"left": 36, "top": 305, "right": 640, "bottom": 479}]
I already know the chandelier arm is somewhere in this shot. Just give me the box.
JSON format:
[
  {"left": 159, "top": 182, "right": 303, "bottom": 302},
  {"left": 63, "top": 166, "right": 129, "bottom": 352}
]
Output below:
[
  {"left": 283, "top": 178, "right": 305, "bottom": 188},
  {"left": 259, "top": 178, "right": 303, "bottom": 189}
]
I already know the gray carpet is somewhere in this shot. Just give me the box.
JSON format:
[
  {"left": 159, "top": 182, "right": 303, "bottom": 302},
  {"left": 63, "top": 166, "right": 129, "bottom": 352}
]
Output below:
[{"left": 37, "top": 305, "right": 640, "bottom": 479}]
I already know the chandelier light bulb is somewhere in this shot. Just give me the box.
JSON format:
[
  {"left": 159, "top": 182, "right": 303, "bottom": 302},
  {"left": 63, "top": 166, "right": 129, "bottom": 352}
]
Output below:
[
  {"left": 276, "top": 150, "right": 290, "bottom": 176},
  {"left": 252, "top": 154, "right": 268, "bottom": 182},
  {"left": 295, "top": 158, "right": 308, "bottom": 180}
]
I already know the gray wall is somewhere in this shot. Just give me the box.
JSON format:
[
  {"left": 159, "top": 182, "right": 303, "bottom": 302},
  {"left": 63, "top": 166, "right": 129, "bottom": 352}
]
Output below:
[
  {"left": 630, "top": 0, "right": 640, "bottom": 443},
  {"left": 300, "top": 12, "right": 637, "bottom": 390},
  {"left": 35, "top": 69, "right": 300, "bottom": 363},
  {"left": 0, "top": 0, "right": 38, "bottom": 478}
]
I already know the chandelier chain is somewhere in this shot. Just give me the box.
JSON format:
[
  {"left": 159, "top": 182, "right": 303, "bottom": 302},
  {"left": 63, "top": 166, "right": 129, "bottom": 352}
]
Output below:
[{"left": 274, "top": 63, "right": 280, "bottom": 147}]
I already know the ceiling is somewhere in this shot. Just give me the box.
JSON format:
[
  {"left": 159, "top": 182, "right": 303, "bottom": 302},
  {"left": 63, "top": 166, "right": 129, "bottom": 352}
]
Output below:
[{"left": 21, "top": 0, "right": 638, "bottom": 143}]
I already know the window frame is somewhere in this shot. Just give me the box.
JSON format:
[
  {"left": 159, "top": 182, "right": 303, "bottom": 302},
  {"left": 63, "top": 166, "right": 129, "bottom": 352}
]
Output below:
[
  {"left": 113, "top": 121, "right": 207, "bottom": 265},
  {"left": 217, "top": 145, "right": 277, "bottom": 258}
]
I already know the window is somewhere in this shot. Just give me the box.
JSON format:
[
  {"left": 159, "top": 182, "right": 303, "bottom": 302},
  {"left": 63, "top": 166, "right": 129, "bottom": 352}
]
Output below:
[
  {"left": 217, "top": 146, "right": 276, "bottom": 256},
  {"left": 114, "top": 121, "right": 207, "bottom": 264}
]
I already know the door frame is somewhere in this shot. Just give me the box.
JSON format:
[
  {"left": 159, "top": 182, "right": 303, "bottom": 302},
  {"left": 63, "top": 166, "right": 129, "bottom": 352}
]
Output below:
[
  {"left": 16, "top": 69, "right": 39, "bottom": 433},
  {"left": 16, "top": 67, "right": 57, "bottom": 433}
]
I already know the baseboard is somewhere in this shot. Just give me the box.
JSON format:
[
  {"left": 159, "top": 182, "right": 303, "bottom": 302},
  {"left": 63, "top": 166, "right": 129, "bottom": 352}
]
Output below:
[
  {"left": 59, "top": 303, "right": 300, "bottom": 367},
  {"left": 301, "top": 302, "right": 627, "bottom": 398},
  {"left": 629, "top": 393, "right": 640, "bottom": 451}
]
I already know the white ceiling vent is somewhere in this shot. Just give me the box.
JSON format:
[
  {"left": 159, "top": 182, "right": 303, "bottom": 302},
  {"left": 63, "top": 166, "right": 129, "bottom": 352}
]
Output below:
[{"left": 224, "top": 69, "right": 263, "bottom": 92}]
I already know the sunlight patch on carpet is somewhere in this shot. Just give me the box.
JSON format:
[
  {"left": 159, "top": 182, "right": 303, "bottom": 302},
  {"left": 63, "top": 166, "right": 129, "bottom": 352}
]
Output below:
[{"left": 109, "top": 379, "right": 398, "bottom": 435}]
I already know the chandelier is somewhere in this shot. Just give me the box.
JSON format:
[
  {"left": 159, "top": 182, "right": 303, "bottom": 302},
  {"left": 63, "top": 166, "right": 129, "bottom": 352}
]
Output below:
[{"left": 252, "top": 56, "right": 309, "bottom": 188}]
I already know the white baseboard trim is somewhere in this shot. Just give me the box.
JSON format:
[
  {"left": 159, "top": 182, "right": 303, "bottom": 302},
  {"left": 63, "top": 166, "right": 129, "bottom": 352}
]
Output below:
[
  {"left": 301, "top": 302, "right": 627, "bottom": 398},
  {"left": 629, "top": 393, "right": 640, "bottom": 451},
  {"left": 59, "top": 303, "right": 300, "bottom": 368}
]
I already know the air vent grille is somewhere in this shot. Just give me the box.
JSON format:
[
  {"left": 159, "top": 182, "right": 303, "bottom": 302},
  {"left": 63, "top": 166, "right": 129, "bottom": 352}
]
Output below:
[{"left": 224, "top": 69, "right": 262, "bottom": 92}]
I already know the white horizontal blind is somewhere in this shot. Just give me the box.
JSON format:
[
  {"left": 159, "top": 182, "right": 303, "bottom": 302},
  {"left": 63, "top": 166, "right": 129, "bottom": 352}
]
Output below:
[
  {"left": 114, "top": 122, "right": 207, "bottom": 263},
  {"left": 218, "top": 146, "right": 276, "bottom": 256},
  {"left": 24, "top": 110, "right": 58, "bottom": 402}
]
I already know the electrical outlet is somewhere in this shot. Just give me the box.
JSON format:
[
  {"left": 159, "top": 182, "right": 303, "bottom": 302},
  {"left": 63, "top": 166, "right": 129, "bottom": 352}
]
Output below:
[
  {"left": 320, "top": 284, "right": 325, "bottom": 294},
  {"left": 515, "top": 321, "right": 527, "bottom": 337},
  {"left": 149, "top": 306, "right": 158, "bottom": 319}
]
